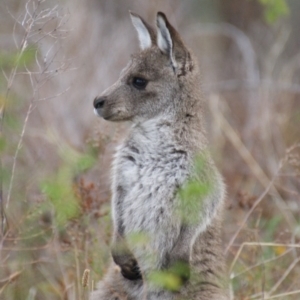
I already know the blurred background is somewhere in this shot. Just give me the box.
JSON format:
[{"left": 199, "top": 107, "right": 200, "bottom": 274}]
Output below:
[{"left": 0, "top": 0, "right": 300, "bottom": 299}]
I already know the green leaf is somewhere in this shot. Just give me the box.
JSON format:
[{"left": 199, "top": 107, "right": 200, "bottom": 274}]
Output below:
[
  {"left": 178, "top": 180, "right": 210, "bottom": 224},
  {"left": 76, "top": 152, "right": 96, "bottom": 173},
  {"left": 0, "top": 135, "right": 6, "bottom": 152},
  {"left": 0, "top": 47, "right": 36, "bottom": 69},
  {"left": 41, "top": 168, "right": 79, "bottom": 227},
  {"left": 257, "top": 0, "right": 289, "bottom": 24},
  {"left": 148, "top": 270, "right": 182, "bottom": 291},
  {"left": 127, "top": 232, "right": 150, "bottom": 247}
]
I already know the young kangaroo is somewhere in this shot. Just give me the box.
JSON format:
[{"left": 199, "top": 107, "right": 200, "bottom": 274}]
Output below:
[{"left": 91, "top": 12, "right": 228, "bottom": 300}]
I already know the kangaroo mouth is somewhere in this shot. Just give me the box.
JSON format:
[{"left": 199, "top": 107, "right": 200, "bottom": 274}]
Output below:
[
  {"left": 94, "top": 108, "right": 108, "bottom": 119},
  {"left": 93, "top": 108, "right": 116, "bottom": 121},
  {"left": 93, "top": 108, "right": 101, "bottom": 117},
  {"left": 94, "top": 107, "right": 133, "bottom": 122}
]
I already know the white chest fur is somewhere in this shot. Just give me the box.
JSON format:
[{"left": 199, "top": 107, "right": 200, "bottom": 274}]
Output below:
[{"left": 112, "top": 120, "right": 190, "bottom": 261}]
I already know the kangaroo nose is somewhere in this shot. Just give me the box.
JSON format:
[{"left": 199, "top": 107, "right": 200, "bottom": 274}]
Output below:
[{"left": 94, "top": 97, "right": 106, "bottom": 109}]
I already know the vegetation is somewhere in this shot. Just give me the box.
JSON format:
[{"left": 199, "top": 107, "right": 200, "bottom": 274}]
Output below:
[{"left": 257, "top": 0, "right": 289, "bottom": 23}]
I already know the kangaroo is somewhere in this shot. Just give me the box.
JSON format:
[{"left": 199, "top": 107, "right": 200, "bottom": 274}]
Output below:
[{"left": 91, "top": 12, "right": 228, "bottom": 300}]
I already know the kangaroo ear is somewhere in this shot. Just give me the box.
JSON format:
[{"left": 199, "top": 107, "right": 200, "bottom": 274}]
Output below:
[
  {"left": 156, "top": 12, "right": 187, "bottom": 71},
  {"left": 130, "top": 12, "right": 156, "bottom": 50}
]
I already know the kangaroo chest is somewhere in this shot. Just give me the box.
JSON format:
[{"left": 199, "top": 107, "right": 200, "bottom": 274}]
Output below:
[{"left": 113, "top": 126, "right": 190, "bottom": 238}]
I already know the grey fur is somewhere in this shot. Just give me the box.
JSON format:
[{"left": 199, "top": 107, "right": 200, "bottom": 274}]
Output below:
[{"left": 91, "top": 11, "right": 228, "bottom": 300}]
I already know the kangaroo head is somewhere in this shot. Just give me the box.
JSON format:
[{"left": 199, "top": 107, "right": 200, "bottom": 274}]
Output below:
[{"left": 93, "top": 12, "right": 197, "bottom": 123}]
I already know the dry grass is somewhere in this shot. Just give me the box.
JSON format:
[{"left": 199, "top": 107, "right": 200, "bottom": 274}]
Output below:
[{"left": 0, "top": 0, "right": 299, "bottom": 299}]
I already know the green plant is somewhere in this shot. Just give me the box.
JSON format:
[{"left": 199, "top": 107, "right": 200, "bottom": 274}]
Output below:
[{"left": 256, "top": 0, "right": 290, "bottom": 23}]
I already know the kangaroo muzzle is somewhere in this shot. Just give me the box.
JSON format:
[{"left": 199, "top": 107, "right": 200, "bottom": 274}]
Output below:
[{"left": 93, "top": 96, "right": 106, "bottom": 117}]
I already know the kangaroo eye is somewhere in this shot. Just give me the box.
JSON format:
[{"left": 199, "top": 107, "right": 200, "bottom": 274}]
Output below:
[{"left": 132, "top": 77, "right": 148, "bottom": 90}]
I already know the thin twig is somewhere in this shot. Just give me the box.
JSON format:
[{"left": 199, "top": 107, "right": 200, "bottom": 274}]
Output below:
[
  {"left": 230, "top": 242, "right": 300, "bottom": 273},
  {"left": 210, "top": 95, "right": 298, "bottom": 253},
  {"left": 250, "top": 289, "right": 300, "bottom": 299},
  {"left": 6, "top": 101, "right": 34, "bottom": 209},
  {"left": 226, "top": 179, "right": 275, "bottom": 254},
  {"left": 0, "top": 0, "right": 42, "bottom": 234},
  {"left": 267, "top": 256, "right": 300, "bottom": 296},
  {"left": 231, "top": 248, "right": 293, "bottom": 279}
]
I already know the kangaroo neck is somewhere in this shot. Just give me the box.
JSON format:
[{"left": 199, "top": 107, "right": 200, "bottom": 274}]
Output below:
[{"left": 132, "top": 111, "right": 207, "bottom": 152}]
